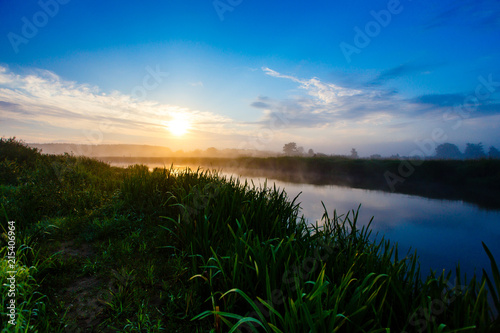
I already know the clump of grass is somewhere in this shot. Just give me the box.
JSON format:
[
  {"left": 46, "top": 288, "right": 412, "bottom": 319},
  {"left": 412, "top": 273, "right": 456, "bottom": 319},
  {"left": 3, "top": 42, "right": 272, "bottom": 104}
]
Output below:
[{"left": 0, "top": 210, "right": 67, "bottom": 332}]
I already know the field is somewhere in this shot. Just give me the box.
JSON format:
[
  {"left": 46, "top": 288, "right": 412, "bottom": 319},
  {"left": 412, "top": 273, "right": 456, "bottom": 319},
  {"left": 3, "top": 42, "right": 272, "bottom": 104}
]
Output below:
[{"left": 1, "top": 138, "right": 500, "bottom": 332}]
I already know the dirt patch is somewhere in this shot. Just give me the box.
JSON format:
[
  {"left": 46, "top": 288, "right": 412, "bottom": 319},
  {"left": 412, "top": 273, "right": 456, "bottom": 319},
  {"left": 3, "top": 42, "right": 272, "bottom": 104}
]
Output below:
[
  {"left": 59, "top": 240, "right": 94, "bottom": 258},
  {"left": 61, "top": 276, "right": 111, "bottom": 331},
  {"left": 55, "top": 241, "right": 113, "bottom": 332}
]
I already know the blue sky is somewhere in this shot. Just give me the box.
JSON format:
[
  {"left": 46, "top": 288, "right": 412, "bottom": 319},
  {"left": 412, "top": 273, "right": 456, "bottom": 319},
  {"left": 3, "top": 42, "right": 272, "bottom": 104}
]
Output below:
[{"left": 1, "top": 0, "right": 499, "bottom": 156}]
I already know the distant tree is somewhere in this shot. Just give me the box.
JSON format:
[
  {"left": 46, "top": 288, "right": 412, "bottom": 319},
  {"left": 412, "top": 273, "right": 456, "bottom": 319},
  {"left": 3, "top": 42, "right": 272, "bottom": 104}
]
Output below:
[
  {"left": 350, "top": 148, "right": 359, "bottom": 159},
  {"left": 489, "top": 146, "right": 500, "bottom": 159},
  {"left": 308, "top": 148, "right": 314, "bottom": 156},
  {"left": 370, "top": 154, "right": 382, "bottom": 159},
  {"left": 435, "top": 143, "right": 462, "bottom": 160},
  {"left": 206, "top": 147, "right": 218, "bottom": 155},
  {"left": 464, "top": 142, "right": 486, "bottom": 159},
  {"left": 283, "top": 142, "right": 298, "bottom": 156},
  {"left": 297, "top": 146, "right": 305, "bottom": 156}
]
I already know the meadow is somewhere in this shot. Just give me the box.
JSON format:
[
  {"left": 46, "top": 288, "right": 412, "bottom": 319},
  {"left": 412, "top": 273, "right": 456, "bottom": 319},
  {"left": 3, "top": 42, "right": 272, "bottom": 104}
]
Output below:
[{"left": 1, "top": 138, "right": 500, "bottom": 332}]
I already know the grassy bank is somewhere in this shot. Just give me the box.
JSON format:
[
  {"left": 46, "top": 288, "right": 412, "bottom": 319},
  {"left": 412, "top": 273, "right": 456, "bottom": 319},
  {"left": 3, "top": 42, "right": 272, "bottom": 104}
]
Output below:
[
  {"left": 1, "top": 138, "right": 500, "bottom": 332},
  {"left": 100, "top": 156, "right": 500, "bottom": 210}
]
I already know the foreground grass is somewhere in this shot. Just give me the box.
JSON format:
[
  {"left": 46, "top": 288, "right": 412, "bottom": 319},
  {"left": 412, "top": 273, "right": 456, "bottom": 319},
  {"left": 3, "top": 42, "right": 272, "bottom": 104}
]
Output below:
[{"left": 1, "top": 137, "right": 500, "bottom": 332}]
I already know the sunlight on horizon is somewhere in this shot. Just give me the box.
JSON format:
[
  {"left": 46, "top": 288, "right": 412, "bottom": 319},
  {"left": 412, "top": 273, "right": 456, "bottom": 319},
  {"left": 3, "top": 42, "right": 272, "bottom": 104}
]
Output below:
[{"left": 167, "top": 117, "right": 190, "bottom": 136}]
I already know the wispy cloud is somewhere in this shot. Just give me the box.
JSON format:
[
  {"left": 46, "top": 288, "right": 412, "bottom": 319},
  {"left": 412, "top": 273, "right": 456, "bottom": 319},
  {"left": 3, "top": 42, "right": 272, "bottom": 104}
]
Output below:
[
  {"left": 258, "top": 67, "right": 500, "bottom": 130},
  {"left": 250, "top": 101, "right": 271, "bottom": 109},
  {"left": 425, "top": 0, "right": 500, "bottom": 30},
  {"left": 250, "top": 67, "right": 500, "bottom": 153},
  {"left": 369, "top": 63, "right": 439, "bottom": 86},
  {"left": 255, "top": 67, "right": 431, "bottom": 129},
  {"left": 412, "top": 93, "right": 467, "bottom": 107},
  {"left": 412, "top": 92, "right": 500, "bottom": 118},
  {"left": 190, "top": 81, "right": 204, "bottom": 87},
  {"left": 263, "top": 67, "right": 361, "bottom": 104},
  {"left": 0, "top": 66, "right": 238, "bottom": 143}
]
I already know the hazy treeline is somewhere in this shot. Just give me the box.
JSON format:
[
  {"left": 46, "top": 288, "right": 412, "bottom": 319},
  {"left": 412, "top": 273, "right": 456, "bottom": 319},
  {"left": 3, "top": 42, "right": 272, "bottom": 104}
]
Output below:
[
  {"left": 282, "top": 142, "right": 500, "bottom": 160},
  {"left": 28, "top": 143, "right": 279, "bottom": 158},
  {"left": 434, "top": 142, "right": 500, "bottom": 160},
  {"left": 27, "top": 141, "right": 500, "bottom": 160}
]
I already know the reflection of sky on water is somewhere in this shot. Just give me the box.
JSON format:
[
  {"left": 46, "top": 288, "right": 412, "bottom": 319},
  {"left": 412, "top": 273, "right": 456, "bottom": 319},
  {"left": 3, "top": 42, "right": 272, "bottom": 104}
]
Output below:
[{"left": 234, "top": 175, "right": 500, "bottom": 279}]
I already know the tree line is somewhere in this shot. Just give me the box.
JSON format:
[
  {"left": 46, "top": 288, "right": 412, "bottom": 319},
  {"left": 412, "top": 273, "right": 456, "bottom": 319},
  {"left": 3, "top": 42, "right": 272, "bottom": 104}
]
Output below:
[
  {"left": 435, "top": 142, "right": 500, "bottom": 160},
  {"left": 283, "top": 142, "right": 500, "bottom": 160},
  {"left": 282, "top": 142, "right": 359, "bottom": 158}
]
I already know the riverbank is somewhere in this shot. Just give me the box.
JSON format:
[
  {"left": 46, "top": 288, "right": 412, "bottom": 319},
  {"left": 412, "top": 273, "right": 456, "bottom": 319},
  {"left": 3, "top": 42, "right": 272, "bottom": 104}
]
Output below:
[
  {"left": 100, "top": 156, "right": 500, "bottom": 210},
  {"left": 1, "top": 138, "right": 499, "bottom": 331}
]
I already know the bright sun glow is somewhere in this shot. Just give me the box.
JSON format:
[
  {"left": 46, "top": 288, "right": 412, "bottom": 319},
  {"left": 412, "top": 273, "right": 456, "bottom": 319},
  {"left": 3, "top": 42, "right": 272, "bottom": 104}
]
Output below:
[{"left": 167, "top": 118, "right": 190, "bottom": 136}]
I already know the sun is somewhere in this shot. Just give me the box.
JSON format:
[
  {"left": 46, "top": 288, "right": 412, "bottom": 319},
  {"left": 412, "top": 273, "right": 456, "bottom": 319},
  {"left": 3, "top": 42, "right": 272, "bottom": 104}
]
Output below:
[{"left": 167, "top": 118, "right": 190, "bottom": 136}]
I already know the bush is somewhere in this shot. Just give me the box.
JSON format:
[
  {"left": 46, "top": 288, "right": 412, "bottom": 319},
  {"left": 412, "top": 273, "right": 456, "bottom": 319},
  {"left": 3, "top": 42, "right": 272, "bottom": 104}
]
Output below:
[{"left": 0, "top": 137, "right": 39, "bottom": 167}]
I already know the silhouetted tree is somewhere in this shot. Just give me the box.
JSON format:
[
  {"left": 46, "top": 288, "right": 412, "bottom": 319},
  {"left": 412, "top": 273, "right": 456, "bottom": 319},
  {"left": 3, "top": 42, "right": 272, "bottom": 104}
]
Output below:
[
  {"left": 308, "top": 148, "right": 314, "bottom": 156},
  {"left": 435, "top": 143, "right": 462, "bottom": 160},
  {"left": 350, "top": 148, "right": 359, "bottom": 159},
  {"left": 489, "top": 146, "right": 500, "bottom": 159},
  {"left": 464, "top": 142, "right": 486, "bottom": 159},
  {"left": 283, "top": 142, "right": 298, "bottom": 156},
  {"left": 370, "top": 154, "right": 382, "bottom": 159},
  {"left": 297, "top": 146, "right": 305, "bottom": 156}
]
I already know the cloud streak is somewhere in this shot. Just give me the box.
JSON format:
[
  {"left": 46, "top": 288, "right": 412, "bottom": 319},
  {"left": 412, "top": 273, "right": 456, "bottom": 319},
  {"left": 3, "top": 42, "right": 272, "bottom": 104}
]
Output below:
[
  {"left": 0, "top": 66, "right": 240, "bottom": 144},
  {"left": 425, "top": 0, "right": 500, "bottom": 30},
  {"left": 369, "top": 63, "right": 440, "bottom": 86},
  {"left": 255, "top": 67, "right": 433, "bottom": 129},
  {"left": 257, "top": 67, "right": 500, "bottom": 130}
]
